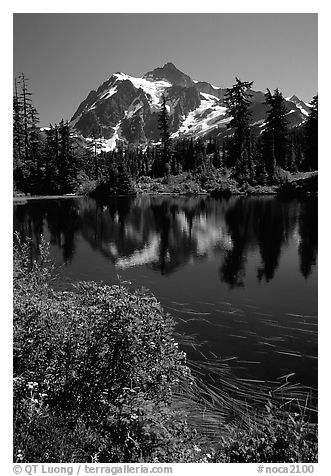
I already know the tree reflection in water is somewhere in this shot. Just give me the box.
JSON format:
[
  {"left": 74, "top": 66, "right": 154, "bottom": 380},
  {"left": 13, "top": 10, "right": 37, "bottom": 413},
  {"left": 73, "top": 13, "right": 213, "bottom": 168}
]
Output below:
[{"left": 13, "top": 195, "right": 317, "bottom": 284}]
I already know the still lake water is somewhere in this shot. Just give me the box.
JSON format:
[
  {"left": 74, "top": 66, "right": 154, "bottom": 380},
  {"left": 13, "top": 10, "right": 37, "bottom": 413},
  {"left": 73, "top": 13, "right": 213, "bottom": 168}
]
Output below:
[{"left": 14, "top": 195, "right": 318, "bottom": 390}]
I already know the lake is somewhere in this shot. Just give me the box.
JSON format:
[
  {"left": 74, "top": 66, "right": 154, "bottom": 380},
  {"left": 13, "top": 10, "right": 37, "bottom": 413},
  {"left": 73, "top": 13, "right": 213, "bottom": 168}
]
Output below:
[{"left": 13, "top": 195, "right": 318, "bottom": 391}]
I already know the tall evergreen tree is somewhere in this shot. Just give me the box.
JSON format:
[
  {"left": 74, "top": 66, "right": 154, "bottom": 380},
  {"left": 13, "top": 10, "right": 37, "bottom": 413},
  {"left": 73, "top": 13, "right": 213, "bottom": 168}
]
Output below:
[
  {"left": 13, "top": 74, "right": 44, "bottom": 192},
  {"left": 304, "top": 95, "right": 318, "bottom": 171},
  {"left": 13, "top": 78, "right": 25, "bottom": 189},
  {"left": 58, "top": 120, "right": 75, "bottom": 192},
  {"left": 13, "top": 78, "right": 24, "bottom": 168},
  {"left": 157, "top": 95, "right": 171, "bottom": 176},
  {"left": 28, "top": 104, "right": 43, "bottom": 192},
  {"left": 18, "top": 73, "right": 33, "bottom": 167},
  {"left": 224, "top": 78, "right": 253, "bottom": 179},
  {"left": 43, "top": 125, "right": 59, "bottom": 193},
  {"left": 263, "top": 88, "right": 289, "bottom": 172}
]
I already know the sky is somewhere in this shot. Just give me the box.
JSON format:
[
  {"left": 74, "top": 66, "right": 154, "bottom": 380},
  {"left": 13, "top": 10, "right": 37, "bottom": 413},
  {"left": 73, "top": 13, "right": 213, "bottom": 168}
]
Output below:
[{"left": 13, "top": 13, "right": 318, "bottom": 127}]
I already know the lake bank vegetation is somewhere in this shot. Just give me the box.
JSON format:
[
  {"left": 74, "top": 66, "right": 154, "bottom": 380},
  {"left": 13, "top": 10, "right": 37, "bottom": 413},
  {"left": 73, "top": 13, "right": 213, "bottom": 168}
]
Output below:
[
  {"left": 14, "top": 235, "right": 318, "bottom": 463},
  {"left": 13, "top": 75, "right": 317, "bottom": 199}
]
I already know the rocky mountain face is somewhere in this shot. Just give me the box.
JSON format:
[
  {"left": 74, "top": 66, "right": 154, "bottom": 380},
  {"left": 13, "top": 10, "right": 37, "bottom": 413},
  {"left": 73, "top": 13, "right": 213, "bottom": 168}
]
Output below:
[{"left": 70, "top": 62, "right": 311, "bottom": 151}]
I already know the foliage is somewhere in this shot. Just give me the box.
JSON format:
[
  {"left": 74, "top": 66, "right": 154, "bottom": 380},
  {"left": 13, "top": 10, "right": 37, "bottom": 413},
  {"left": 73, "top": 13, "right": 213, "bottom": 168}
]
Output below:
[
  {"left": 91, "top": 163, "right": 136, "bottom": 199},
  {"left": 13, "top": 235, "right": 317, "bottom": 462},
  {"left": 213, "top": 401, "right": 317, "bottom": 463},
  {"left": 156, "top": 95, "right": 172, "bottom": 177},
  {"left": 262, "top": 88, "right": 289, "bottom": 175},
  {"left": 277, "top": 173, "right": 318, "bottom": 196},
  {"left": 224, "top": 77, "right": 254, "bottom": 178},
  {"left": 13, "top": 75, "right": 318, "bottom": 197},
  {"left": 13, "top": 235, "right": 198, "bottom": 462},
  {"left": 303, "top": 95, "right": 318, "bottom": 171},
  {"left": 75, "top": 171, "right": 97, "bottom": 196}
]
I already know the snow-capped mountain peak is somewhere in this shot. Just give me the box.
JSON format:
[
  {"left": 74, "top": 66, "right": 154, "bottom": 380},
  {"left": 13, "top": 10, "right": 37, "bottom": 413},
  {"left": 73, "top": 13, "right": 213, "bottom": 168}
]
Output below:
[{"left": 70, "top": 63, "right": 311, "bottom": 151}]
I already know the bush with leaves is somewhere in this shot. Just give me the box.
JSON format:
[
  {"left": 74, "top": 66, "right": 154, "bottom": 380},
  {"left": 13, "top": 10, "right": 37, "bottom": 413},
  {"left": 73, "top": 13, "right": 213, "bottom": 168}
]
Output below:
[
  {"left": 13, "top": 234, "right": 318, "bottom": 463},
  {"left": 13, "top": 234, "right": 198, "bottom": 462},
  {"left": 212, "top": 401, "right": 317, "bottom": 463}
]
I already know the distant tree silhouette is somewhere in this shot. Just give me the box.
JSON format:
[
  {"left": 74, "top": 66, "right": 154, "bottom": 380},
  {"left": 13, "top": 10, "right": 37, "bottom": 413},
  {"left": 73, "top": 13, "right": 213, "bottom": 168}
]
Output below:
[
  {"left": 304, "top": 95, "right": 318, "bottom": 171},
  {"left": 224, "top": 78, "right": 253, "bottom": 180},
  {"left": 262, "top": 88, "right": 289, "bottom": 175},
  {"left": 157, "top": 95, "right": 172, "bottom": 176}
]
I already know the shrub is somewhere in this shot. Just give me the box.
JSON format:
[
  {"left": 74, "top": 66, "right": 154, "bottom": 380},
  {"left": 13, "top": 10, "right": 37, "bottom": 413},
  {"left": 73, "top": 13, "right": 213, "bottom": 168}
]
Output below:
[
  {"left": 75, "top": 172, "right": 97, "bottom": 196},
  {"left": 13, "top": 235, "right": 318, "bottom": 463},
  {"left": 213, "top": 402, "right": 317, "bottom": 463},
  {"left": 13, "top": 236, "right": 197, "bottom": 462}
]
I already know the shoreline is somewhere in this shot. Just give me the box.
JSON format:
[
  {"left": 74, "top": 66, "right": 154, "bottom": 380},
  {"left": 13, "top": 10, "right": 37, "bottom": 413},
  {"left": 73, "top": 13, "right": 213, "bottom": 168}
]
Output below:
[
  {"left": 13, "top": 194, "right": 84, "bottom": 203},
  {"left": 13, "top": 189, "right": 317, "bottom": 202},
  {"left": 13, "top": 171, "right": 317, "bottom": 202}
]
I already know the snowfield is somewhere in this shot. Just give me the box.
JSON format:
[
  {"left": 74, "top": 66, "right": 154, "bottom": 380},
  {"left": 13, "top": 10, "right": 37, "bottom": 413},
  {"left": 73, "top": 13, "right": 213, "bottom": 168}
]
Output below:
[
  {"left": 172, "top": 92, "right": 228, "bottom": 138},
  {"left": 113, "top": 72, "right": 171, "bottom": 110}
]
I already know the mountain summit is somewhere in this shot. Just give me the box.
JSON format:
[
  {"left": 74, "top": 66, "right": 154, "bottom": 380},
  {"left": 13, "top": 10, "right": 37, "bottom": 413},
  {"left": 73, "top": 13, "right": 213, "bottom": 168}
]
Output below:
[
  {"left": 143, "top": 62, "right": 195, "bottom": 88},
  {"left": 70, "top": 63, "right": 310, "bottom": 151}
]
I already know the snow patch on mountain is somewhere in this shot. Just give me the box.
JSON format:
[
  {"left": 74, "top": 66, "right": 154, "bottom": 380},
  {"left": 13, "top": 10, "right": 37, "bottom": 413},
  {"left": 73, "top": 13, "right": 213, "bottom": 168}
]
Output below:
[
  {"left": 250, "top": 119, "right": 265, "bottom": 127},
  {"left": 172, "top": 91, "right": 228, "bottom": 138},
  {"left": 99, "top": 121, "right": 122, "bottom": 152},
  {"left": 193, "top": 79, "right": 221, "bottom": 90},
  {"left": 88, "top": 86, "right": 118, "bottom": 111},
  {"left": 113, "top": 72, "right": 171, "bottom": 109},
  {"left": 286, "top": 95, "right": 311, "bottom": 117},
  {"left": 126, "top": 100, "right": 144, "bottom": 119},
  {"left": 295, "top": 104, "right": 309, "bottom": 117}
]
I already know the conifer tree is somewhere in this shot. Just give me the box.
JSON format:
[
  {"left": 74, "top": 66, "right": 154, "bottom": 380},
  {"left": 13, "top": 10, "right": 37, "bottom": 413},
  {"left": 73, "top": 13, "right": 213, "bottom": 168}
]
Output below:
[
  {"left": 224, "top": 78, "right": 253, "bottom": 179},
  {"left": 304, "top": 95, "right": 318, "bottom": 171},
  {"left": 263, "top": 88, "right": 289, "bottom": 173},
  {"left": 58, "top": 120, "right": 75, "bottom": 192},
  {"left": 13, "top": 78, "right": 25, "bottom": 190},
  {"left": 13, "top": 78, "right": 24, "bottom": 168},
  {"left": 18, "top": 73, "right": 33, "bottom": 167},
  {"left": 28, "top": 104, "right": 43, "bottom": 193},
  {"left": 13, "top": 74, "right": 43, "bottom": 192},
  {"left": 43, "top": 125, "right": 59, "bottom": 193},
  {"left": 157, "top": 95, "right": 171, "bottom": 176}
]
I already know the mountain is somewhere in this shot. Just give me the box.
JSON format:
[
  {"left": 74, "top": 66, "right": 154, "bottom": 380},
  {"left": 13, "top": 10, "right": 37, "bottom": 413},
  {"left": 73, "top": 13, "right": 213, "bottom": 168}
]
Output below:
[{"left": 70, "top": 63, "right": 310, "bottom": 151}]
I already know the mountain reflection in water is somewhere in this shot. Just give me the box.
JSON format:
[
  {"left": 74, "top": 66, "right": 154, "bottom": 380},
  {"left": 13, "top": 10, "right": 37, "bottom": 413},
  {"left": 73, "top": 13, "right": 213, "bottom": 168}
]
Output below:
[
  {"left": 14, "top": 195, "right": 317, "bottom": 389},
  {"left": 14, "top": 195, "right": 317, "bottom": 285}
]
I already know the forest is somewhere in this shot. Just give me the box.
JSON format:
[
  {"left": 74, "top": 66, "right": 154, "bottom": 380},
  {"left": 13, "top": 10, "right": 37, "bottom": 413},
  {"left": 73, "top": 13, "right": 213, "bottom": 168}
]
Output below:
[{"left": 13, "top": 75, "right": 318, "bottom": 197}]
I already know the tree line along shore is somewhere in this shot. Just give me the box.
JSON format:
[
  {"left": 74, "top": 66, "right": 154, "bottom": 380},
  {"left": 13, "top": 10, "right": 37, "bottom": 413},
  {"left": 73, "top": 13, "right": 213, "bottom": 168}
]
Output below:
[{"left": 13, "top": 75, "right": 317, "bottom": 199}]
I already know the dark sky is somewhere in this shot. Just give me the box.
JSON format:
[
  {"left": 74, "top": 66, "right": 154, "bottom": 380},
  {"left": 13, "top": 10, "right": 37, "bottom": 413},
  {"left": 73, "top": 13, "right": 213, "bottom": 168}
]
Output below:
[{"left": 13, "top": 13, "right": 317, "bottom": 126}]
